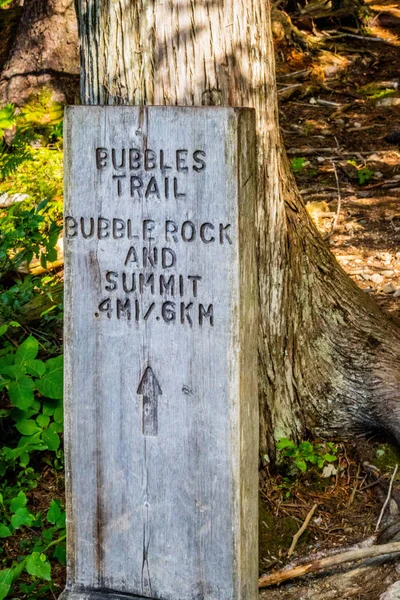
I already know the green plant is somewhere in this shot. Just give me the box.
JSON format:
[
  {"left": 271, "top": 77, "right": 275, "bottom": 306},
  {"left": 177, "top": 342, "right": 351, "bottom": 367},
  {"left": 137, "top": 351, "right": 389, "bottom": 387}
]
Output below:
[
  {"left": 277, "top": 438, "right": 338, "bottom": 473},
  {"left": 290, "top": 157, "right": 308, "bottom": 173},
  {"left": 0, "top": 328, "right": 63, "bottom": 470},
  {"left": 290, "top": 156, "right": 318, "bottom": 178},
  {"left": 0, "top": 93, "right": 64, "bottom": 598},
  {"left": 0, "top": 199, "right": 62, "bottom": 275},
  {"left": 0, "top": 96, "right": 64, "bottom": 331},
  {"left": 0, "top": 325, "right": 64, "bottom": 598},
  {"left": 347, "top": 160, "right": 374, "bottom": 185},
  {"left": 0, "top": 494, "right": 66, "bottom": 600},
  {"left": 0, "top": 92, "right": 63, "bottom": 180}
]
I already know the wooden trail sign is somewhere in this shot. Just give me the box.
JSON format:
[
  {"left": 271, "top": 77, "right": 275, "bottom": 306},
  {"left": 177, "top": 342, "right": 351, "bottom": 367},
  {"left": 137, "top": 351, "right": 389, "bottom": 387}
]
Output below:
[{"left": 61, "top": 106, "right": 258, "bottom": 600}]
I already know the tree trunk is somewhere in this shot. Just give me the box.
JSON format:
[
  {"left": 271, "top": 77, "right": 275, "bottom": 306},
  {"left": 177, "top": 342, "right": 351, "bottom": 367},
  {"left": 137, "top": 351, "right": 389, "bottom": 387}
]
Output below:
[
  {"left": 75, "top": 0, "right": 400, "bottom": 462},
  {"left": 0, "top": 0, "right": 79, "bottom": 106}
]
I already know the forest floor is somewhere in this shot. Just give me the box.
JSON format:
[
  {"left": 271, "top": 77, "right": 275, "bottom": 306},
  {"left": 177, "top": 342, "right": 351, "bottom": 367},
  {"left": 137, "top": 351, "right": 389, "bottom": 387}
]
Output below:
[{"left": 259, "top": 0, "right": 400, "bottom": 598}]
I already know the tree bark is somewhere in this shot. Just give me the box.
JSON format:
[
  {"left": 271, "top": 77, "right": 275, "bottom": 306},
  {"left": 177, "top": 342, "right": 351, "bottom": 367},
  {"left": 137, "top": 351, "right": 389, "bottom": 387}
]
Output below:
[
  {"left": 0, "top": 0, "right": 79, "bottom": 106},
  {"left": 75, "top": 0, "right": 400, "bottom": 461}
]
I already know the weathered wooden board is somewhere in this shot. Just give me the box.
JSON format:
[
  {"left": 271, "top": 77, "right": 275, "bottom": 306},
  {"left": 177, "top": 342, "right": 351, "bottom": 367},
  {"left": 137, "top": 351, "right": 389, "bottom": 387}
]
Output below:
[{"left": 60, "top": 106, "right": 258, "bottom": 600}]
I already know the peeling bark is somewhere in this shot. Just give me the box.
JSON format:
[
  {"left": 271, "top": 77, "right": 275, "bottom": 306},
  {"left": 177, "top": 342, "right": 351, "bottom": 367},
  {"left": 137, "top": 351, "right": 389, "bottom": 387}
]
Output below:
[
  {"left": 0, "top": 0, "right": 79, "bottom": 105},
  {"left": 75, "top": 0, "right": 400, "bottom": 461}
]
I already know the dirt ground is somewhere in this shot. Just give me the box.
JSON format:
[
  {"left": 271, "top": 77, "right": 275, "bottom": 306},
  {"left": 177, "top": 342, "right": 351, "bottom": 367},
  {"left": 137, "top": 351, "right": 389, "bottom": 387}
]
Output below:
[{"left": 259, "top": 1, "right": 400, "bottom": 597}]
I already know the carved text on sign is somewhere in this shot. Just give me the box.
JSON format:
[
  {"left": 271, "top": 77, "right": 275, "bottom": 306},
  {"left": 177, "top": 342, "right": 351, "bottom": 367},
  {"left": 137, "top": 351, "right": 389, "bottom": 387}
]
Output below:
[
  {"left": 95, "top": 146, "right": 206, "bottom": 199},
  {"left": 65, "top": 146, "right": 233, "bottom": 325}
]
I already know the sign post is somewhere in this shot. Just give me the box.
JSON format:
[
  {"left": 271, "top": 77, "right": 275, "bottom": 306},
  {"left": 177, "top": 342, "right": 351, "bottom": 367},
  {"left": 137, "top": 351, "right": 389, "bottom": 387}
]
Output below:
[{"left": 61, "top": 106, "right": 258, "bottom": 600}]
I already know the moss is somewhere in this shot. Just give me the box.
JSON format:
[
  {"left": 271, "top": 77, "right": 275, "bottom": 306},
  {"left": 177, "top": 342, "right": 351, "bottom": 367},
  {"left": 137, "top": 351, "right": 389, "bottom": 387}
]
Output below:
[
  {"left": 358, "top": 83, "right": 396, "bottom": 101},
  {"left": 374, "top": 443, "right": 400, "bottom": 473},
  {"left": 259, "top": 498, "right": 309, "bottom": 566},
  {"left": 0, "top": 147, "right": 63, "bottom": 203}
]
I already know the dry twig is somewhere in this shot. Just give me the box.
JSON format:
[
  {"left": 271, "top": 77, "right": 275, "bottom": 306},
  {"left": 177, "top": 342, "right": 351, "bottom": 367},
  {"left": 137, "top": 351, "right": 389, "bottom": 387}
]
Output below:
[
  {"left": 325, "top": 32, "right": 399, "bottom": 46},
  {"left": 376, "top": 464, "right": 399, "bottom": 532},
  {"left": 288, "top": 504, "right": 318, "bottom": 557},
  {"left": 348, "top": 464, "right": 361, "bottom": 506},
  {"left": 259, "top": 542, "right": 400, "bottom": 588},
  {"left": 277, "top": 69, "right": 311, "bottom": 80}
]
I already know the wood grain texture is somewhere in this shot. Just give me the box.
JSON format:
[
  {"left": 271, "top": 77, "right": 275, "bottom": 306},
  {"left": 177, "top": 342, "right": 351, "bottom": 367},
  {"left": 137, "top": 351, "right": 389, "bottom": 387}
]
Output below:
[{"left": 62, "top": 106, "right": 258, "bottom": 600}]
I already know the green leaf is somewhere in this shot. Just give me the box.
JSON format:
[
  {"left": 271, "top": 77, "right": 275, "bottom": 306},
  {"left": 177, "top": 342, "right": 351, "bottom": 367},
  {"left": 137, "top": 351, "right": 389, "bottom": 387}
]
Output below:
[
  {"left": 36, "top": 414, "right": 50, "bottom": 428},
  {"left": 0, "top": 524, "right": 11, "bottom": 538},
  {"left": 50, "top": 421, "right": 63, "bottom": 433},
  {"left": 276, "top": 438, "right": 295, "bottom": 450},
  {"left": 299, "top": 441, "right": 313, "bottom": 454},
  {"left": 296, "top": 460, "right": 307, "bottom": 473},
  {"left": 41, "top": 427, "right": 60, "bottom": 451},
  {"left": 15, "top": 336, "right": 39, "bottom": 365},
  {"left": 20, "top": 452, "right": 30, "bottom": 467},
  {"left": 47, "top": 500, "right": 65, "bottom": 528},
  {"left": 8, "top": 377, "right": 35, "bottom": 409},
  {"left": 53, "top": 545, "right": 66, "bottom": 565},
  {"left": 17, "top": 431, "right": 45, "bottom": 448},
  {"left": 10, "top": 491, "right": 27, "bottom": 512},
  {"left": 47, "top": 500, "right": 61, "bottom": 525},
  {"left": 0, "top": 560, "right": 25, "bottom": 600},
  {"left": 11, "top": 507, "right": 33, "bottom": 529},
  {"left": 0, "top": 103, "right": 15, "bottom": 133},
  {"left": 19, "top": 583, "right": 35, "bottom": 594},
  {"left": 25, "top": 552, "right": 51, "bottom": 581},
  {"left": 0, "top": 325, "right": 7, "bottom": 336},
  {"left": 42, "top": 402, "right": 56, "bottom": 416},
  {"left": 15, "top": 419, "right": 41, "bottom": 436},
  {"left": 31, "top": 398, "right": 41, "bottom": 412},
  {"left": 0, "top": 569, "right": 13, "bottom": 600},
  {"left": 0, "top": 364, "right": 25, "bottom": 380},
  {"left": 53, "top": 404, "right": 63, "bottom": 424},
  {"left": 46, "top": 247, "right": 58, "bottom": 262},
  {"left": 25, "top": 359, "right": 46, "bottom": 378},
  {"left": 36, "top": 355, "right": 63, "bottom": 400},
  {"left": 322, "top": 453, "right": 337, "bottom": 463},
  {"left": 0, "top": 355, "right": 14, "bottom": 368},
  {"left": 42, "top": 528, "right": 54, "bottom": 542}
]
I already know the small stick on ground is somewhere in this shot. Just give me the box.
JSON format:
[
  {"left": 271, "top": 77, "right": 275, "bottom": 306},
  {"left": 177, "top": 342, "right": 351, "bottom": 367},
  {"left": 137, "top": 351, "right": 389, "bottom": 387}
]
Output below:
[
  {"left": 326, "top": 32, "right": 399, "bottom": 46},
  {"left": 288, "top": 503, "right": 318, "bottom": 557},
  {"left": 376, "top": 464, "right": 399, "bottom": 532},
  {"left": 348, "top": 464, "right": 361, "bottom": 506},
  {"left": 259, "top": 542, "right": 400, "bottom": 588}
]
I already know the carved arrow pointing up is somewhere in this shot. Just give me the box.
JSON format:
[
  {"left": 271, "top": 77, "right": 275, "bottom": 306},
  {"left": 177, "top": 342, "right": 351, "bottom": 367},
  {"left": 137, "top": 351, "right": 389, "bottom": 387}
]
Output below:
[{"left": 137, "top": 366, "right": 162, "bottom": 437}]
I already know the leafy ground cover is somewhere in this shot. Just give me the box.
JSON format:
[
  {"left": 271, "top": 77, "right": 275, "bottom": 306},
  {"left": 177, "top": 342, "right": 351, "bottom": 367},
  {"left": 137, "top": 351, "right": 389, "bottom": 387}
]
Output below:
[{"left": 0, "top": 94, "right": 64, "bottom": 599}]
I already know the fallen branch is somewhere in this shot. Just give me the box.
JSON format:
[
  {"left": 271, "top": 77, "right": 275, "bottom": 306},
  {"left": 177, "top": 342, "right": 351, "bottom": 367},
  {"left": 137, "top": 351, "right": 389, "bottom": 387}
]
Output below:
[
  {"left": 313, "top": 98, "right": 342, "bottom": 108},
  {"left": 376, "top": 464, "right": 399, "bottom": 532},
  {"left": 259, "top": 542, "right": 400, "bottom": 588},
  {"left": 288, "top": 504, "right": 318, "bottom": 557},
  {"left": 286, "top": 148, "right": 394, "bottom": 156},
  {"left": 325, "top": 32, "right": 399, "bottom": 46},
  {"left": 278, "top": 83, "right": 304, "bottom": 94},
  {"left": 277, "top": 69, "right": 311, "bottom": 80}
]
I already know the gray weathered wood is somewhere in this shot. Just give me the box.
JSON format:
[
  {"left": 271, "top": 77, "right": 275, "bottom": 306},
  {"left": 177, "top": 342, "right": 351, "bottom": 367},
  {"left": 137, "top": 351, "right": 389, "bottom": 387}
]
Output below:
[{"left": 61, "top": 106, "right": 258, "bottom": 600}]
